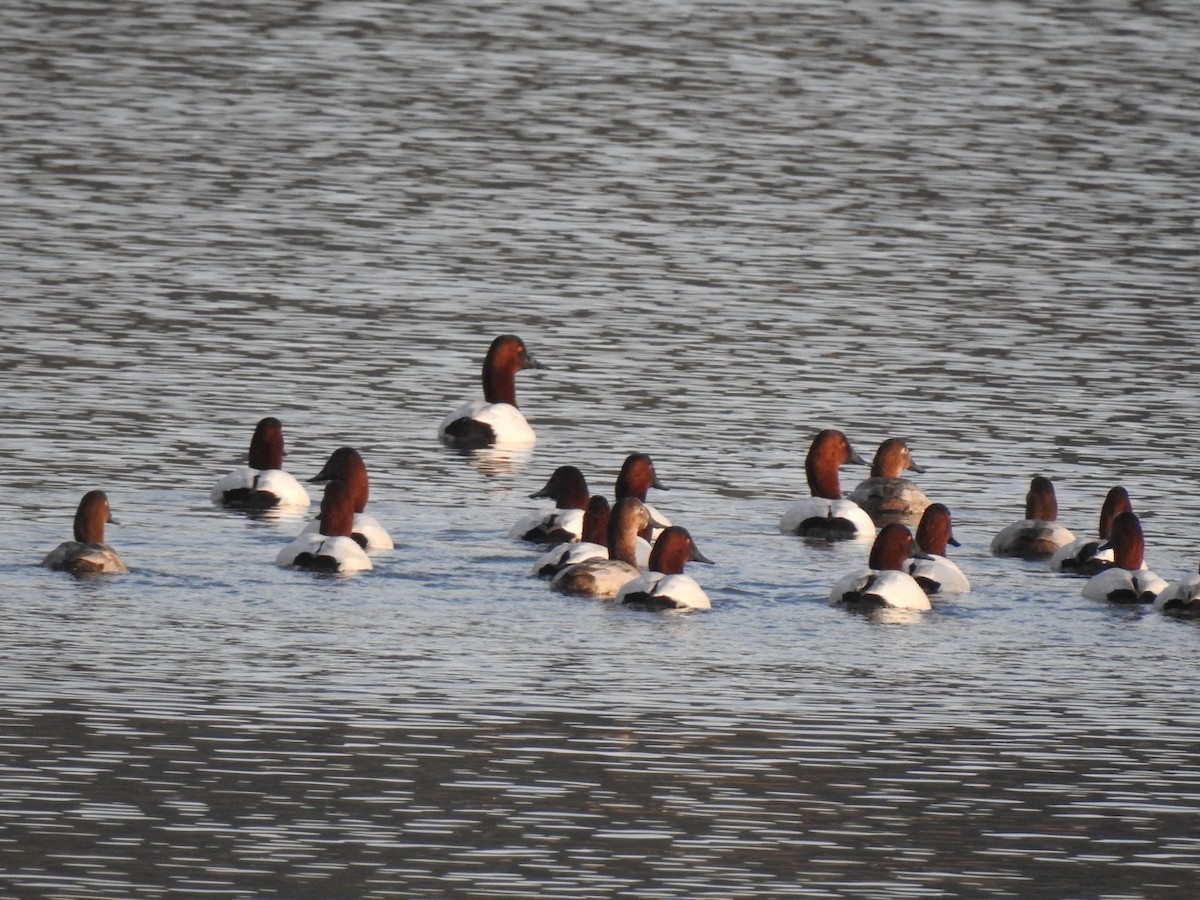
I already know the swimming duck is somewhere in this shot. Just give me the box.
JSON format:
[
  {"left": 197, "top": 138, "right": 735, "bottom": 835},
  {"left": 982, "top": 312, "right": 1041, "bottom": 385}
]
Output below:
[
  {"left": 906, "top": 502, "right": 970, "bottom": 594},
  {"left": 276, "top": 480, "right": 373, "bottom": 573},
  {"left": 510, "top": 465, "right": 589, "bottom": 544},
  {"left": 614, "top": 452, "right": 671, "bottom": 540},
  {"left": 303, "top": 447, "right": 393, "bottom": 550},
  {"left": 1048, "top": 486, "right": 1133, "bottom": 575},
  {"left": 830, "top": 522, "right": 932, "bottom": 611},
  {"left": 42, "top": 490, "right": 128, "bottom": 576},
  {"left": 1081, "top": 511, "right": 1166, "bottom": 604},
  {"left": 990, "top": 475, "right": 1075, "bottom": 560},
  {"left": 439, "top": 334, "right": 547, "bottom": 449},
  {"left": 1155, "top": 563, "right": 1200, "bottom": 618},
  {"left": 617, "top": 526, "right": 714, "bottom": 612},
  {"left": 551, "top": 497, "right": 663, "bottom": 598},
  {"left": 533, "top": 495, "right": 613, "bottom": 577},
  {"left": 849, "top": 437, "right": 931, "bottom": 526},
  {"left": 211, "top": 417, "right": 311, "bottom": 510},
  {"left": 779, "top": 429, "right": 875, "bottom": 541}
]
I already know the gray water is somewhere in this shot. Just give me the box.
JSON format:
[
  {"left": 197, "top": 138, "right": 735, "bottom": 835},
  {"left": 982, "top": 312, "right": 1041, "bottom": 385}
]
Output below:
[{"left": 2, "top": 1, "right": 1199, "bottom": 897}]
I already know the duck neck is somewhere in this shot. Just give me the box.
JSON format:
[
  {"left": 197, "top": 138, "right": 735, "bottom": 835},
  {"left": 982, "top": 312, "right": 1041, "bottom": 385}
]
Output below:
[
  {"left": 648, "top": 532, "right": 688, "bottom": 575},
  {"left": 248, "top": 420, "right": 285, "bottom": 470},
  {"left": 607, "top": 500, "right": 643, "bottom": 565},
  {"left": 807, "top": 461, "right": 842, "bottom": 500},
  {"left": 482, "top": 343, "right": 519, "bottom": 406},
  {"left": 74, "top": 492, "right": 109, "bottom": 544}
]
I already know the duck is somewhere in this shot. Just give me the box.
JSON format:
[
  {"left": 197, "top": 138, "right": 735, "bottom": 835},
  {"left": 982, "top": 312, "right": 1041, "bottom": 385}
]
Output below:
[
  {"left": 1155, "top": 563, "right": 1200, "bottom": 618},
  {"left": 830, "top": 522, "right": 932, "bottom": 611},
  {"left": 905, "top": 502, "right": 970, "bottom": 595},
  {"left": 990, "top": 475, "right": 1075, "bottom": 560},
  {"left": 779, "top": 429, "right": 875, "bottom": 541},
  {"left": 1048, "top": 486, "right": 1134, "bottom": 575},
  {"left": 211, "top": 416, "right": 311, "bottom": 510},
  {"left": 276, "top": 480, "right": 373, "bottom": 573},
  {"left": 849, "top": 437, "right": 931, "bottom": 526},
  {"left": 533, "top": 495, "right": 613, "bottom": 577},
  {"left": 614, "top": 452, "right": 671, "bottom": 540},
  {"left": 509, "top": 465, "right": 589, "bottom": 544},
  {"left": 617, "top": 526, "right": 714, "bottom": 611},
  {"left": 1081, "top": 511, "right": 1166, "bottom": 604},
  {"left": 42, "top": 490, "right": 128, "bottom": 576},
  {"left": 551, "top": 497, "right": 663, "bottom": 598},
  {"left": 303, "top": 447, "right": 393, "bottom": 550},
  {"left": 439, "top": 334, "right": 547, "bottom": 450}
]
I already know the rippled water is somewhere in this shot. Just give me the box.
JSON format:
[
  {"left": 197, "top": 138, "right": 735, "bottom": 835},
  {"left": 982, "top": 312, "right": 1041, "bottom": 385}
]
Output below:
[{"left": 2, "top": 0, "right": 1199, "bottom": 896}]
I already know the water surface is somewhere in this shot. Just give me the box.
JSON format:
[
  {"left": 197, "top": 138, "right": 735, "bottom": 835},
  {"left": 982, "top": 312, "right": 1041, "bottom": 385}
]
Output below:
[{"left": 2, "top": 1, "right": 1199, "bottom": 896}]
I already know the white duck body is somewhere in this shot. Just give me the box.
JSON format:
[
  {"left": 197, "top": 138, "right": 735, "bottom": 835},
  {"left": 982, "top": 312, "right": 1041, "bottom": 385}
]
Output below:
[
  {"left": 906, "top": 554, "right": 970, "bottom": 595},
  {"left": 1155, "top": 571, "right": 1200, "bottom": 616},
  {"left": 780, "top": 497, "right": 876, "bottom": 541},
  {"left": 301, "top": 512, "right": 393, "bottom": 551},
  {"left": 276, "top": 533, "right": 373, "bottom": 573},
  {"left": 617, "top": 572, "right": 711, "bottom": 611},
  {"left": 211, "top": 467, "right": 311, "bottom": 508},
  {"left": 440, "top": 399, "right": 536, "bottom": 448},
  {"left": 830, "top": 568, "right": 931, "bottom": 611}
]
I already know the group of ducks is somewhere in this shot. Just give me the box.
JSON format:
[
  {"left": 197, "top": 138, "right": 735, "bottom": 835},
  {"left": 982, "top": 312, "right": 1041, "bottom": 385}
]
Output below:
[{"left": 41, "top": 334, "right": 1200, "bottom": 619}]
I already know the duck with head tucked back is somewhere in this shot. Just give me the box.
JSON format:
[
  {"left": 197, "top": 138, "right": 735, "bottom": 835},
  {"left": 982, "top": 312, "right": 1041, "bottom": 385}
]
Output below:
[
  {"left": 439, "top": 334, "right": 547, "bottom": 450},
  {"left": 779, "top": 429, "right": 875, "bottom": 541},
  {"left": 43, "top": 490, "right": 128, "bottom": 576},
  {"left": 302, "top": 447, "right": 393, "bottom": 550},
  {"left": 1081, "top": 511, "right": 1166, "bottom": 604},
  {"left": 849, "top": 437, "right": 931, "bottom": 527},
  {"left": 276, "top": 480, "right": 373, "bottom": 573},
  {"left": 617, "top": 526, "right": 714, "bottom": 612},
  {"left": 614, "top": 452, "right": 671, "bottom": 540},
  {"left": 830, "top": 522, "right": 931, "bottom": 611},
  {"left": 211, "top": 417, "right": 311, "bottom": 510},
  {"left": 1155, "top": 562, "right": 1200, "bottom": 618},
  {"left": 905, "top": 502, "right": 970, "bottom": 595},
  {"left": 509, "top": 465, "right": 590, "bottom": 544},
  {"left": 990, "top": 475, "right": 1075, "bottom": 560},
  {"left": 551, "top": 497, "right": 663, "bottom": 598},
  {"left": 1048, "top": 485, "right": 1133, "bottom": 575},
  {"left": 533, "top": 495, "right": 615, "bottom": 577}
]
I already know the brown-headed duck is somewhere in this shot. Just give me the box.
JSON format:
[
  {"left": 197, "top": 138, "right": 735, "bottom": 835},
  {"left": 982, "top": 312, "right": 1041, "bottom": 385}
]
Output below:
[
  {"left": 439, "top": 335, "right": 547, "bottom": 450},
  {"left": 212, "top": 416, "right": 311, "bottom": 510},
  {"left": 780, "top": 429, "right": 875, "bottom": 541}
]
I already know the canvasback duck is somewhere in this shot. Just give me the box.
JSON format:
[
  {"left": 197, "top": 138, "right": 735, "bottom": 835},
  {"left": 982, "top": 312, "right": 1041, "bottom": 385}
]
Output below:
[
  {"left": 830, "top": 522, "right": 932, "bottom": 611},
  {"left": 551, "top": 497, "right": 663, "bottom": 598},
  {"left": 439, "top": 334, "right": 547, "bottom": 450},
  {"left": 42, "top": 490, "right": 128, "bottom": 576},
  {"left": 1048, "top": 486, "right": 1133, "bottom": 575},
  {"left": 1081, "top": 511, "right": 1166, "bottom": 604},
  {"left": 990, "top": 475, "right": 1075, "bottom": 560},
  {"left": 533, "top": 495, "right": 614, "bottom": 577},
  {"left": 1155, "top": 563, "right": 1200, "bottom": 618},
  {"left": 617, "top": 526, "right": 714, "bottom": 612},
  {"left": 779, "top": 429, "right": 875, "bottom": 541},
  {"left": 614, "top": 452, "right": 671, "bottom": 539},
  {"left": 211, "top": 417, "right": 311, "bottom": 510},
  {"left": 276, "top": 480, "right": 372, "bottom": 573},
  {"left": 849, "top": 437, "right": 931, "bottom": 526},
  {"left": 905, "top": 502, "right": 970, "bottom": 594},
  {"left": 510, "top": 465, "right": 589, "bottom": 544},
  {"left": 303, "top": 447, "right": 393, "bottom": 550}
]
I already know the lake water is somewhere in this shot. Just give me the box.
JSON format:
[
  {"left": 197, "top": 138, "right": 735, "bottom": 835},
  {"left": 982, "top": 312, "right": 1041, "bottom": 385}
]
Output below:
[{"left": 2, "top": 0, "right": 1199, "bottom": 896}]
